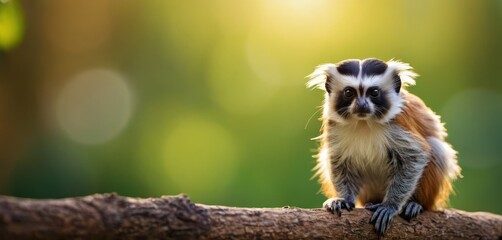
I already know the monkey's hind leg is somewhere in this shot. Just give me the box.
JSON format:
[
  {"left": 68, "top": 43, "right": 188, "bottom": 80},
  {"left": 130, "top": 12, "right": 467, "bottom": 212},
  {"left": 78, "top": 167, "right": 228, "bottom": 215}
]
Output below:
[{"left": 400, "top": 197, "right": 423, "bottom": 221}]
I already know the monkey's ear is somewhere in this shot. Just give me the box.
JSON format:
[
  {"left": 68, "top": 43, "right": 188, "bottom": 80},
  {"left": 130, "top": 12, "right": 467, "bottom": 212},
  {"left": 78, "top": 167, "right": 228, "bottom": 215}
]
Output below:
[
  {"left": 306, "top": 64, "right": 337, "bottom": 94},
  {"left": 393, "top": 74, "right": 402, "bottom": 93},
  {"left": 386, "top": 60, "right": 418, "bottom": 93}
]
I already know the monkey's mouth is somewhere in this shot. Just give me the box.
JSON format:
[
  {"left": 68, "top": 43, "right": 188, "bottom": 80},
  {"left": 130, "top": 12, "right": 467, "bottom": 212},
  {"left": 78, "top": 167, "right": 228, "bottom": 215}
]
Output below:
[
  {"left": 355, "top": 112, "right": 371, "bottom": 119},
  {"left": 353, "top": 106, "right": 371, "bottom": 116}
]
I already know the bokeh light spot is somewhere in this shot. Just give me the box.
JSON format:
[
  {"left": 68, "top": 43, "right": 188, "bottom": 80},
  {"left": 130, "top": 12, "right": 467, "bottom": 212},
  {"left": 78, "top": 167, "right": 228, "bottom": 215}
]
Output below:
[
  {"left": 56, "top": 69, "right": 133, "bottom": 145},
  {"left": 163, "top": 115, "right": 239, "bottom": 200},
  {"left": 0, "top": 0, "right": 24, "bottom": 50},
  {"left": 245, "top": 40, "right": 283, "bottom": 86}
]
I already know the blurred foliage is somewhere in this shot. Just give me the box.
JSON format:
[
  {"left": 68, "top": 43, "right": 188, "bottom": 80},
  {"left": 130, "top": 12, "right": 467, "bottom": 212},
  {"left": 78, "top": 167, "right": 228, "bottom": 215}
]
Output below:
[
  {"left": 0, "top": 0, "right": 24, "bottom": 50},
  {"left": 0, "top": 0, "right": 501, "bottom": 214}
]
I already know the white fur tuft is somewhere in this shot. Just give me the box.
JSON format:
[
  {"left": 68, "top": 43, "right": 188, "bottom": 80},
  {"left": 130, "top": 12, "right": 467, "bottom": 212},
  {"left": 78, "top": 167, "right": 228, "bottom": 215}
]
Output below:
[
  {"left": 427, "top": 137, "right": 462, "bottom": 180},
  {"left": 386, "top": 60, "right": 418, "bottom": 88},
  {"left": 306, "top": 64, "right": 338, "bottom": 91}
]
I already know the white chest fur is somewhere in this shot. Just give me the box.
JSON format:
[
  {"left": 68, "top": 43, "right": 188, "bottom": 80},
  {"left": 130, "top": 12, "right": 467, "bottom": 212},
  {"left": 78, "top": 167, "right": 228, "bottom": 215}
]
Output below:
[
  {"left": 330, "top": 122, "right": 387, "bottom": 159},
  {"left": 327, "top": 121, "right": 393, "bottom": 201},
  {"left": 328, "top": 121, "right": 391, "bottom": 180}
]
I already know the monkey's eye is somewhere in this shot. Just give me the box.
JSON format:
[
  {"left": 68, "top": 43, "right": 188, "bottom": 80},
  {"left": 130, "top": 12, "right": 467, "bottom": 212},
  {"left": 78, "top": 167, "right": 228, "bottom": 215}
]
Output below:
[
  {"left": 369, "top": 88, "right": 380, "bottom": 97},
  {"left": 343, "top": 88, "right": 355, "bottom": 98}
]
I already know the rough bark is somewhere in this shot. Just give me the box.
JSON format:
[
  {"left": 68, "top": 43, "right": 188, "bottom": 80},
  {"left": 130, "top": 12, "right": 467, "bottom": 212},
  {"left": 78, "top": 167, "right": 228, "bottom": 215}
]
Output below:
[{"left": 0, "top": 194, "right": 501, "bottom": 239}]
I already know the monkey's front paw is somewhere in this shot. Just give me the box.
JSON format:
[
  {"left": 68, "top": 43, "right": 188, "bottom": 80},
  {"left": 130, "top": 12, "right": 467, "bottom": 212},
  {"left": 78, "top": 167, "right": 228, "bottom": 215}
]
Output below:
[
  {"left": 400, "top": 201, "right": 423, "bottom": 221},
  {"left": 323, "top": 198, "right": 355, "bottom": 217},
  {"left": 366, "top": 203, "right": 398, "bottom": 236}
]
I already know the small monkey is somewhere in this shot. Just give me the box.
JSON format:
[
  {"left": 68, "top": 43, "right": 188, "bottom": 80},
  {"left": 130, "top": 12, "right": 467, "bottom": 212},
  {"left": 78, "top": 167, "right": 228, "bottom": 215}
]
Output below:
[{"left": 307, "top": 58, "right": 461, "bottom": 235}]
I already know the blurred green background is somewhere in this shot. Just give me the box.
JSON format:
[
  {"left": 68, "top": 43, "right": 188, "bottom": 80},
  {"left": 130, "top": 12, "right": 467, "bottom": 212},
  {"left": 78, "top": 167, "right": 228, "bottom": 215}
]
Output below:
[{"left": 0, "top": 0, "right": 501, "bottom": 214}]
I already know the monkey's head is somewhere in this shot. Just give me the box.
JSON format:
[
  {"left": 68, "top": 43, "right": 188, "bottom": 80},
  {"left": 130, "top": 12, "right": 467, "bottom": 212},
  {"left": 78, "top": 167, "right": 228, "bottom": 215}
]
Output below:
[{"left": 307, "top": 58, "right": 417, "bottom": 124}]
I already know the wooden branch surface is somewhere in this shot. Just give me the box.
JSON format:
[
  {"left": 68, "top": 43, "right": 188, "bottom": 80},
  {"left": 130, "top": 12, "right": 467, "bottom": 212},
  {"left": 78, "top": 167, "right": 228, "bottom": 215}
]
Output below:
[{"left": 0, "top": 193, "right": 501, "bottom": 239}]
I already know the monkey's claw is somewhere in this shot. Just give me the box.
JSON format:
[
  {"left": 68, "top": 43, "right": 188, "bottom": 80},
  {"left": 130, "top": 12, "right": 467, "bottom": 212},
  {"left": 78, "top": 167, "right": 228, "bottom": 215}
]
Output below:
[
  {"left": 400, "top": 201, "right": 423, "bottom": 221},
  {"left": 323, "top": 198, "right": 355, "bottom": 217},
  {"left": 367, "top": 203, "right": 398, "bottom": 236},
  {"left": 364, "top": 202, "right": 381, "bottom": 211}
]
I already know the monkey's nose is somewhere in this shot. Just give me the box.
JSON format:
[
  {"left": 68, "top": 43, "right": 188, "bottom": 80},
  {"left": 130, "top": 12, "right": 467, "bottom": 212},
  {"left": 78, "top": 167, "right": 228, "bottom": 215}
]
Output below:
[{"left": 354, "top": 98, "right": 370, "bottom": 114}]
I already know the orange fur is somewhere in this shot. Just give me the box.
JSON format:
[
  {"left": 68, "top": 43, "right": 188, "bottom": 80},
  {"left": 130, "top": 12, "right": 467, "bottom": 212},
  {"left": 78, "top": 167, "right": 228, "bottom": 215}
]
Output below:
[
  {"left": 316, "top": 120, "right": 337, "bottom": 198},
  {"left": 395, "top": 91, "right": 454, "bottom": 210},
  {"left": 395, "top": 91, "right": 445, "bottom": 140}
]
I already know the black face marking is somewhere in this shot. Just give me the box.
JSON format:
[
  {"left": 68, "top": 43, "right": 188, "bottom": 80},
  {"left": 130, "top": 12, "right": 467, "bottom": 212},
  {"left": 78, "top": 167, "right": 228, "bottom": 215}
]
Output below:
[
  {"left": 393, "top": 74, "right": 401, "bottom": 93},
  {"left": 325, "top": 75, "right": 332, "bottom": 94},
  {"left": 335, "top": 87, "right": 356, "bottom": 118},
  {"left": 359, "top": 84, "right": 364, "bottom": 97},
  {"left": 362, "top": 58, "right": 387, "bottom": 77},
  {"left": 367, "top": 86, "right": 390, "bottom": 119},
  {"left": 336, "top": 60, "right": 360, "bottom": 77}
]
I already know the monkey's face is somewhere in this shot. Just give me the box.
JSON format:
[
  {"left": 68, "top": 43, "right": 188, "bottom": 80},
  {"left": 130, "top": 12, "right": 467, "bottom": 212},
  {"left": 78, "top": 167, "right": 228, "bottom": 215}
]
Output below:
[
  {"left": 308, "top": 58, "right": 417, "bottom": 124},
  {"left": 333, "top": 83, "right": 393, "bottom": 121}
]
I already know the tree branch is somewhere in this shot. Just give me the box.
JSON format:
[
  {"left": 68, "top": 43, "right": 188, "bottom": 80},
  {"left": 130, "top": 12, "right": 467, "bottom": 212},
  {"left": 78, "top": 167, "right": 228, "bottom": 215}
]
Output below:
[{"left": 0, "top": 194, "right": 501, "bottom": 239}]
